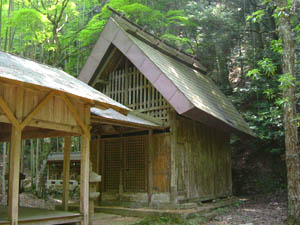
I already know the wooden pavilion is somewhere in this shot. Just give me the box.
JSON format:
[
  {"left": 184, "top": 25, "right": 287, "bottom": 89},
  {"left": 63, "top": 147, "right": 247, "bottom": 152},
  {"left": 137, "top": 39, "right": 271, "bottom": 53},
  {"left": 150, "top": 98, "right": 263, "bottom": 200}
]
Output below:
[
  {"left": 78, "top": 9, "right": 254, "bottom": 208},
  {"left": 0, "top": 50, "right": 128, "bottom": 225}
]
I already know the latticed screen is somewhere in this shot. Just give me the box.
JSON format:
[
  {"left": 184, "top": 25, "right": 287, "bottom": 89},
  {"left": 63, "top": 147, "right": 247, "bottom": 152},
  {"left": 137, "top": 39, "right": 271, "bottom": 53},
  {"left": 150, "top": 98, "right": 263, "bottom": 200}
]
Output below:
[
  {"left": 125, "top": 136, "right": 147, "bottom": 192},
  {"left": 101, "top": 67, "right": 170, "bottom": 121},
  {"left": 104, "top": 139, "right": 121, "bottom": 191},
  {"left": 103, "top": 136, "right": 147, "bottom": 192}
]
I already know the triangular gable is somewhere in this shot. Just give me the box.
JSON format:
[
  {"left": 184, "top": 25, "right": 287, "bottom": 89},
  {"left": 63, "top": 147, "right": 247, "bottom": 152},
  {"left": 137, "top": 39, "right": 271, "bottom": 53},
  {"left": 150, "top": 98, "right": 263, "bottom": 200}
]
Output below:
[{"left": 79, "top": 15, "right": 254, "bottom": 137}]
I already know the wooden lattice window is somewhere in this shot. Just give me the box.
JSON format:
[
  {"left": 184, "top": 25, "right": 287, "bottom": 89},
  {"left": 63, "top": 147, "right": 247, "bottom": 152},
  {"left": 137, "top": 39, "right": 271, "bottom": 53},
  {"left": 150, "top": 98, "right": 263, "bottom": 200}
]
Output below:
[
  {"left": 104, "top": 139, "right": 121, "bottom": 191},
  {"left": 124, "top": 136, "right": 147, "bottom": 192},
  {"left": 103, "top": 135, "right": 147, "bottom": 192},
  {"left": 101, "top": 66, "right": 170, "bottom": 121}
]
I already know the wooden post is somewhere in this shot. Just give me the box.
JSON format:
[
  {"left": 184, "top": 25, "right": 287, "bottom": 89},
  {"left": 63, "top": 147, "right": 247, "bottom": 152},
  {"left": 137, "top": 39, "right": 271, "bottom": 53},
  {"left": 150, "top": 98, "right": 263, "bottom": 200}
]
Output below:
[
  {"left": 148, "top": 130, "right": 154, "bottom": 206},
  {"left": 8, "top": 87, "right": 23, "bottom": 225},
  {"left": 2, "top": 142, "right": 6, "bottom": 203},
  {"left": 169, "top": 111, "right": 178, "bottom": 205},
  {"left": 35, "top": 139, "right": 39, "bottom": 192},
  {"left": 62, "top": 136, "right": 71, "bottom": 211},
  {"left": 119, "top": 131, "right": 124, "bottom": 196},
  {"left": 80, "top": 106, "right": 90, "bottom": 225},
  {"left": 96, "top": 137, "right": 101, "bottom": 194},
  {"left": 8, "top": 126, "right": 22, "bottom": 225},
  {"left": 20, "top": 141, "right": 25, "bottom": 193},
  {"left": 30, "top": 139, "right": 35, "bottom": 190}
]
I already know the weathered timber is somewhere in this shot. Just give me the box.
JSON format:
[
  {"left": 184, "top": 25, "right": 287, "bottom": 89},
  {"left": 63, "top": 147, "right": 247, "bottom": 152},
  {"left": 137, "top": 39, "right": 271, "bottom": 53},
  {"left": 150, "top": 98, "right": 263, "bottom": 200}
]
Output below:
[
  {"left": 62, "top": 136, "right": 71, "bottom": 211},
  {"left": 80, "top": 106, "right": 91, "bottom": 225}
]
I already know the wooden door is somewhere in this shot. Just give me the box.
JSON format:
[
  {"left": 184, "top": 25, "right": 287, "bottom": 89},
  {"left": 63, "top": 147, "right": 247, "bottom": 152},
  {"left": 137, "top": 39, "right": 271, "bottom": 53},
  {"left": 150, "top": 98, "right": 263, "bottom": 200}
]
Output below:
[
  {"left": 103, "top": 136, "right": 147, "bottom": 192},
  {"left": 104, "top": 138, "right": 121, "bottom": 191},
  {"left": 124, "top": 136, "right": 147, "bottom": 192}
]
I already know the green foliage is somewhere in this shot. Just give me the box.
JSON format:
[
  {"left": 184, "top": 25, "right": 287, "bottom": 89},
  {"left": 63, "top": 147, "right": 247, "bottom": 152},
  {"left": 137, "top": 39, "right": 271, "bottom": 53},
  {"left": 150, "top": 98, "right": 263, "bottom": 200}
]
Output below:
[
  {"left": 278, "top": 73, "right": 296, "bottom": 89},
  {"left": 246, "top": 9, "right": 265, "bottom": 23},
  {"left": 270, "top": 39, "right": 283, "bottom": 54}
]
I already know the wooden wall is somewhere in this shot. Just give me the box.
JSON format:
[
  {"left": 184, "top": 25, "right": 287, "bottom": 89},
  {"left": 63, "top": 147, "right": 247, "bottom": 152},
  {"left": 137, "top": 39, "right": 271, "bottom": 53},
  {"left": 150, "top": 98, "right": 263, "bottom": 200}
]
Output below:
[
  {"left": 0, "top": 81, "right": 83, "bottom": 135},
  {"left": 152, "top": 133, "right": 171, "bottom": 193},
  {"left": 173, "top": 114, "right": 232, "bottom": 201},
  {"left": 90, "top": 115, "right": 231, "bottom": 206},
  {"left": 91, "top": 132, "right": 171, "bottom": 205}
]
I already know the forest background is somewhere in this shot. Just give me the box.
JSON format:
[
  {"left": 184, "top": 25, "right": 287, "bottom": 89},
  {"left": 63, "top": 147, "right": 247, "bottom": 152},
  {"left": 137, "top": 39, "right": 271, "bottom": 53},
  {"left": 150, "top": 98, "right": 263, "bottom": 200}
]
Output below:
[{"left": 0, "top": 0, "right": 299, "bottom": 198}]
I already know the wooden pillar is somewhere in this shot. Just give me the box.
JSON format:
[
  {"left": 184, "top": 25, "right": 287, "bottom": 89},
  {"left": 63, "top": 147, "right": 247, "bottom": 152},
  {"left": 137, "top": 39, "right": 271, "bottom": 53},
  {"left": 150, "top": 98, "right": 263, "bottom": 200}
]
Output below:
[
  {"left": 2, "top": 142, "right": 7, "bottom": 204},
  {"left": 8, "top": 87, "right": 23, "bottom": 225},
  {"left": 96, "top": 137, "right": 101, "bottom": 194},
  {"left": 169, "top": 111, "right": 178, "bottom": 205},
  {"left": 119, "top": 131, "right": 124, "bottom": 196},
  {"left": 62, "top": 136, "right": 71, "bottom": 211},
  {"left": 8, "top": 126, "right": 22, "bottom": 225},
  {"left": 80, "top": 107, "right": 90, "bottom": 225},
  {"left": 148, "top": 130, "right": 154, "bottom": 206}
]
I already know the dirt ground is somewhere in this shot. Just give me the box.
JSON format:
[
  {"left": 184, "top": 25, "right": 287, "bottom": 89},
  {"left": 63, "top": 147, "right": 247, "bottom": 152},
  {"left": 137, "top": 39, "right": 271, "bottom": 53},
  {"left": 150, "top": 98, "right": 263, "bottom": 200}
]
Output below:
[
  {"left": 92, "top": 213, "right": 141, "bottom": 225},
  {"left": 0, "top": 192, "right": 287, "bottom": 225},
  {"left": 207, "top": 192, "right": 287, "bottom": 225}
]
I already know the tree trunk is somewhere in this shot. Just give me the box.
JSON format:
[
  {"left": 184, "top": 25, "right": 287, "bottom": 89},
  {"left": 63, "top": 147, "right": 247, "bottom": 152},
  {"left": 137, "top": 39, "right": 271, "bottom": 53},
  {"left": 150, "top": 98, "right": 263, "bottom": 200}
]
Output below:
[
  {"left": 4, "top": 0, "right": 14, "bottom": 51},
  {"left": 0, "top": 0, "right": 3, "bottom": 48},
  {"left": 274, "top": 0, "right": 300, "bottom": 223}
]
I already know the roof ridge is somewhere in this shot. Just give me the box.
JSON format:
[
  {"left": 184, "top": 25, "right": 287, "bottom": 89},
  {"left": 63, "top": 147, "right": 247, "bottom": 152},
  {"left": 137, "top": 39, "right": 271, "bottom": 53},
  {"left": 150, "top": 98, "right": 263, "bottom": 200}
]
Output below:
[{"left": 107, "top": 6, "right": 207, "bottom": 73}]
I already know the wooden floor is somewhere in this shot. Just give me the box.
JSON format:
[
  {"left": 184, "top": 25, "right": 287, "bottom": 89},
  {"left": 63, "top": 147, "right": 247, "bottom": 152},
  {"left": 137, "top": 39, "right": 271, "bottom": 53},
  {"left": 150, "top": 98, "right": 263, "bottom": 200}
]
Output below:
[{"left": 0, "top": 206, "right": 82, "bottom": 225}]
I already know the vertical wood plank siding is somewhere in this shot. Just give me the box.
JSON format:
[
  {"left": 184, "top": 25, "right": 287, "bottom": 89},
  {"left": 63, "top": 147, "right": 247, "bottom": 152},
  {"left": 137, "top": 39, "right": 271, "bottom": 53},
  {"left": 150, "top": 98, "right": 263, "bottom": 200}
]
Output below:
[{"left": 173, "top": 114, "right": 232, "bottom": 199}]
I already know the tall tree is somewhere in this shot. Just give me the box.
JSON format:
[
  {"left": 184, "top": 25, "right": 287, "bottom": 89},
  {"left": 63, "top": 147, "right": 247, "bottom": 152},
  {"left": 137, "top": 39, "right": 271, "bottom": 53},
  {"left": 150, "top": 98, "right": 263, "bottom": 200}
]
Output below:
[{"left": 274, "top": 0, "right": 300, "bottom": 223}]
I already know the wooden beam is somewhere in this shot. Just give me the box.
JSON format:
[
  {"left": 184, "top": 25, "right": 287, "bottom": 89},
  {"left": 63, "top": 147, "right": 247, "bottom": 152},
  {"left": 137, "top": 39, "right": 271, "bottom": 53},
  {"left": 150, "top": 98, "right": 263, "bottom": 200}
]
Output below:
[
  {"left": 20, "top": 91, "right": 55, "bottom": 130},
  {"left": 62, "top": 136, "right": 71, "bottom": 211},
  {"left": 91, "top": 47, "right": 118, "bottom": 87},
  {"left": 60, "top": 93, "right": 89, "bottom": 135},
  {"left": 8, "top": 126, "right": 22, "bottom": 225},
  {"left": 0, "top": 95, "right": 20, "bottom": 129},
  {"left": 28, "top": 119, "right": 82, "bottom": 134},
  {"left": 80, "top": 106, "right": 91, "bottom": 225},
  {"left": 95, "top": 79, "right": 109, "bottom": 85}
]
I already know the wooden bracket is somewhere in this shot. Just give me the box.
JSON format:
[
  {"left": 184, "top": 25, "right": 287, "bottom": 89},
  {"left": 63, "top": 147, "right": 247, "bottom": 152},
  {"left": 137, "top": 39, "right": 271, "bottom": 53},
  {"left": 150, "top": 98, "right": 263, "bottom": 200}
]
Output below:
[
  {"left": 0, "top": 95, "right": 21, "bottom": 130},
  {"left": 20, "top": 91, "right": 55, "bottom": 130},
  {"left": 0, "top": 91, "right": 55, "bottom": 131},
  {"left": 60, "top": 93, "right": 90, "bottom": 135}
]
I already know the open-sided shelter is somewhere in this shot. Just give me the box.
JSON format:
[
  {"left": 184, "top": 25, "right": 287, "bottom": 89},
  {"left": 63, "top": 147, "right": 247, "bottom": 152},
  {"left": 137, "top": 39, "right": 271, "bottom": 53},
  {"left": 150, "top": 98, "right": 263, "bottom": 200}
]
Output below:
[
  {"left": 79, "top": 9, "right": 254, "bottom": 208},
  {"left": 0, "top": 50, "right": 128, "bottom": 225}
]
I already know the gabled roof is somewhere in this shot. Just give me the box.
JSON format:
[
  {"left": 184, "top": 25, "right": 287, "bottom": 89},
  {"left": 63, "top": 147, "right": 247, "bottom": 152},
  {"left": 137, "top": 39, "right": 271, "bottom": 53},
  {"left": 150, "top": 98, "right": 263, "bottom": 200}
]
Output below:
[
  {"left": 0, "top": 51, "right": 128, "bottom": 114},
  {"left": 78, "top": 13, "right": 254, "bottom": 137}
]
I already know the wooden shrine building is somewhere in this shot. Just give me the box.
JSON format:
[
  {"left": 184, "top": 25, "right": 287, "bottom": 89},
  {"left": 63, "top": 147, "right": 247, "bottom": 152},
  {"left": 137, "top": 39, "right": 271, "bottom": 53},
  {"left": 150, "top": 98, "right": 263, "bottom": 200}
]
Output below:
[
  {"left": 0, "top": 50, "right": 128, "bottom": 225},
  {"left": 78, "top": 9, "right": 254, "bottom": 208}
]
